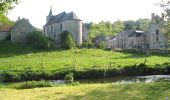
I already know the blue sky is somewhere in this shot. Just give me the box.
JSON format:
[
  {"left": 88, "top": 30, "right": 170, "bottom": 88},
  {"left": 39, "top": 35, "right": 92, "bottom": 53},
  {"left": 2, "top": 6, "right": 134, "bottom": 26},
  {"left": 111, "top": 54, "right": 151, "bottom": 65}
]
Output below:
[{"left": 7, "top": 0, "right": 165, "bottom": 29}]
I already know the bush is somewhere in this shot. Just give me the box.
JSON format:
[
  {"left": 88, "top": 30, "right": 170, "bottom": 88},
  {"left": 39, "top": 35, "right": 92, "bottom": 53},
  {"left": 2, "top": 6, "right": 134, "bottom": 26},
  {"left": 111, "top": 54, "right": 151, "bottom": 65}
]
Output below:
[
  {"left": 65, "top": 73, "right": 74, "bottom": 83},
  {"left": 99, "top": 41, "right": 106, "bottom": 49},
  {"left": 16, "top": 80, "right": 52, "bottom": 89},
  {"left": 2, "top": 71, "right": 21, "bottom": 82},
  {"left": 26, "top": 31, "right": 55, "bottom": 49},
  {"left": 60, "top": 31, "right": 76, "bottom": 49}
]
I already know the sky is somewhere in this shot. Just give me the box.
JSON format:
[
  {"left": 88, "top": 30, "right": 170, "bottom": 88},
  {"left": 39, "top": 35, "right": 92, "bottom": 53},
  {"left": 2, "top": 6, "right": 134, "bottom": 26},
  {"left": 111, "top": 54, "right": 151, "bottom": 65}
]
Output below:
[{"left": 7, "top": 0, "right": 166, "bottom": 29}]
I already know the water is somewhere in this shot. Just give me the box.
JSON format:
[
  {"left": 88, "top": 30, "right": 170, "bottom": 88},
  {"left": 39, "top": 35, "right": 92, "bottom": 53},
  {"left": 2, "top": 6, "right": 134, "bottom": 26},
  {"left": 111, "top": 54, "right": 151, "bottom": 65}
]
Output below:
[{"left": 78, "top": 75, "right": 170, "bottom": 84}]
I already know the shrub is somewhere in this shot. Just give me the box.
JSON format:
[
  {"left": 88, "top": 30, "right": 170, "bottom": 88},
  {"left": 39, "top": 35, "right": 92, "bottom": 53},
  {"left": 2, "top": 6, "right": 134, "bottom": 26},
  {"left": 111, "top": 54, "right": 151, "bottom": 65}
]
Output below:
[
  {"left": 16, "top": 80, "right": 52, "bottom": 89},
  {"left": 26, "top": 31, "right": 55, "bottom": 49},
  {"left": 2, "top": 71, "right": 21, "bottom": 82},
  {"left": 99, "top": 41, "right": 106, "bottom": 49},
  {"left": 65, "top": 73, "right": 74, "bottom": 83},
  {"left": 60, "top": 31, "right": 75, "bottom": 49}
]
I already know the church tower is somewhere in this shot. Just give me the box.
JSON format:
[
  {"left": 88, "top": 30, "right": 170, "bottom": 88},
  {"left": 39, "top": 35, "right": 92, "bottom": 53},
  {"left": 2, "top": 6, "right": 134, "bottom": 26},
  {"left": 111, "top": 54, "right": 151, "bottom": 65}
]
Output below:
[
  {"left": 148, "top": 13, "right": 165, "bottom": 49},
  {"left": 46, "top": 6, "right": 53, "bottom": 23}
]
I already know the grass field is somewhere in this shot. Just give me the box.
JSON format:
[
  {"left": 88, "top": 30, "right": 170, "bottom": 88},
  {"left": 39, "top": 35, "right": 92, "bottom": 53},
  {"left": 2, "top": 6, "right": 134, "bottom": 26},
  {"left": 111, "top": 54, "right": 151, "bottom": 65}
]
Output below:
[
  {"left": 0, "top": 81, "right": 170, "bottom": 100},
  {"left": 0, "top": 41, "right": 170, "bottom": 71}
]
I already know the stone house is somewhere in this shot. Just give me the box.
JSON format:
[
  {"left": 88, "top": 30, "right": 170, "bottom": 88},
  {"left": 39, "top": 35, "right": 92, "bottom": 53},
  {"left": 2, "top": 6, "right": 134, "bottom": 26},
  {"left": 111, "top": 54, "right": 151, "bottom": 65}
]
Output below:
[
  {"left": 11, "top": 17, "right": 35, "bottom": 42},
  {"left": 105, "top": 36, "right": 116, "bottom": 48},
  {"left": 114, "top": 13, "right": 165, "bottom": 50},
  {"left": 0, "top": 24, "right": 11, "bottom": 40},
  {"left": 116, "top": 30, "right": 146, "bottom": 49},
  {"left": 43, "top": 8, "right": 82, "bottom": 45},
  {"left": 147, "top": 13, "right": 165, "bottom": 50}
]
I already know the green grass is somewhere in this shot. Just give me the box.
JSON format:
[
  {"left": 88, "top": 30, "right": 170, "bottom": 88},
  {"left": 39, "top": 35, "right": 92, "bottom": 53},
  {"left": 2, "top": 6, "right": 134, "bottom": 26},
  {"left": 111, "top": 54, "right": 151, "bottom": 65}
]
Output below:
[
  {"left": 0, "top": 41, "right": 170, "bottom": 71},
  {"left": 0, "top": 82, "right": 170, "bottom": 100}
]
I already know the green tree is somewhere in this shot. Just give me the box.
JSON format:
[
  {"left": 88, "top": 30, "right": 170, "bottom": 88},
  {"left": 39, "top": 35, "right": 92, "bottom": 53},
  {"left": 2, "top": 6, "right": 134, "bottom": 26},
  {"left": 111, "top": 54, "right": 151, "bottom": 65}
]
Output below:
[
  {"left": 136, "top": 18, "right": 150, "bottom": 31},
  {"left": 60, "top": 31, "right": 76, "bottom": 49},
  {"left": 0, "top": 0, "right": 19, "bottom": 15},
  {"left": 26, "top": 31, "right": 55, "bottom": 49},
  {"left": 123, "top": 20, "right": 136, "bottom": 30},
  {"left": 112, "top": 21, "right": 124, "bottom": 34},
  {"left": 160, "top": 0, "right": 170, "bottom": 48},
  {"left": 0, "top": 14, "right": 15, "bottom": 25}
]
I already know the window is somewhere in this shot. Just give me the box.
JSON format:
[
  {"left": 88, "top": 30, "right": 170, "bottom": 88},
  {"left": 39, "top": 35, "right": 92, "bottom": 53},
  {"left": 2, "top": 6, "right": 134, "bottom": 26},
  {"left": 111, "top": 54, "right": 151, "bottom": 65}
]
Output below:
[
  {"left": 51, "top": 25, "right": 53, "bottom": 33},
  {"left": 47, "top": 27, "right": 49, "bottom": 34},
  {"left": 156, "top": 37, "right": 159, "bottom": 41},
  {"left": 43, "top": 28, "right": 45, "bottom": 35},
  {"left": 156, "top": 29, "right": 159, "bottom": 35},
  {"left": 60, "top": 23, "right": 62, "bottom": 31}
]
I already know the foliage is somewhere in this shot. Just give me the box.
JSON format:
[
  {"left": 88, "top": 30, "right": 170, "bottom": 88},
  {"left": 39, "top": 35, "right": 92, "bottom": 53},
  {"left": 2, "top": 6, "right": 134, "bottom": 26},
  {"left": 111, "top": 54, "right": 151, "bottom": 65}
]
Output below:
[
  {"left": 99, "top": 41, "right": 106, "bottom": 49},
  {"left": 0, "top": 14, "right": 15, "bottom": 25},
  {"left": 65, "top": 73, "right": 74, "bottom": 83},
  {"left": 112, "top": 20, "right": 124, "bottom": 33},
  {"left": 1, "top": 62, "right": 170, "bottom": 82},
  {"left": 159, "top": 1, "right": 170, "bottom": 48},
  {"left": 136, "top": 18, "right": 150, "bottom": 31},
  {"left": 16, "top": 80, "right": 52, "bottom": 89},
  {"left": 123, "top": 20, "right": 136, "bottom": 30},
  {"left": 85, "top": 19, "right": 150, "bottom": 41},
  {"left": 60, "top": 31, "right": 76, "bottom": 49},
  {"left": 0, "top": 0, "right": 19, "bottom": 15},
  {"left": 26, "top": 31, "right": 55, "bottom": 50},
  {"left": 2, "top": 71, "right": 21, "bottom": 82}
]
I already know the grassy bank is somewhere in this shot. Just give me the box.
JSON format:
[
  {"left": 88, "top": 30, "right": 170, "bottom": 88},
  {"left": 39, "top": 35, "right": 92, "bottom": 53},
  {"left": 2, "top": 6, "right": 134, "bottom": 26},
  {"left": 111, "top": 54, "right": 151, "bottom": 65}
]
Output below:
[
  {"left": 0, "top": 41, "right": 170, "bottom": 71},
  {"left": 0, "top": 82, "right": 170, "bottom": 100},
  {"left": 1, "top": 41, "right": 170, "bottom": 82}
]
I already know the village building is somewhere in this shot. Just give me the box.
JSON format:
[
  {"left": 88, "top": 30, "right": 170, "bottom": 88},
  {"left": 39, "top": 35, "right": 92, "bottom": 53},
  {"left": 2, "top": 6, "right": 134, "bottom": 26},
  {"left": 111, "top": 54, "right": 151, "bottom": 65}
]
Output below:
[
  {"left": 11, "top": 17, "right": 35, "bottom": 42},
  {"left": 43, "top": 8, "right": 83, "bottom": 45},
  {"left": 113, "top": 13, "right": 165, "bottom": 50},
  {"left": 116, "top": 30, "right": 147, "bottom": 49},
  {"left": 0, "top": 24, "right": 11, "bottom": 41},
  {"left": 147, "top": 13, "right": 165, "bottom": 50}
]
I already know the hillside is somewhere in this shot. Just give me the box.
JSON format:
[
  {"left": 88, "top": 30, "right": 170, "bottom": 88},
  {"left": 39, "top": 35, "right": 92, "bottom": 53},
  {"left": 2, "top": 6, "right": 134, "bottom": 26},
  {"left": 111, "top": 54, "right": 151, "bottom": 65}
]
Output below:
[{"left": 0, "top": 41, "right": 170, "bottom": 71}]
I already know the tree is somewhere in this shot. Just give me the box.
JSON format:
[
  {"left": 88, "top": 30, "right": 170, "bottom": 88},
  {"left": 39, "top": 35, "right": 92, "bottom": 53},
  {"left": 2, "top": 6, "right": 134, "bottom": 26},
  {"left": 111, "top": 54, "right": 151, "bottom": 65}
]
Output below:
[
  {"left": 26, "top": 31, "right": 55, "bottom": 49},
  {"left": 0, "top": 14, "right": 15, "bottom": 25},
  {"left": 136, "top": 18, "right": 150, "bottom": 31},
  {"left": 123, "top": 20, "right": 136, "bottom": 30},
  {"left": 160, "top": 1, "right": 170, "bottom": 47},
  {"left": 60, "top": 31, "right": 76, "bottom": 49},
  {"left": 112, "top": 21, "right": 124, "bottom": 34},
  {"left": 0, "top": 0, "right": 19, "bottom": 15}
]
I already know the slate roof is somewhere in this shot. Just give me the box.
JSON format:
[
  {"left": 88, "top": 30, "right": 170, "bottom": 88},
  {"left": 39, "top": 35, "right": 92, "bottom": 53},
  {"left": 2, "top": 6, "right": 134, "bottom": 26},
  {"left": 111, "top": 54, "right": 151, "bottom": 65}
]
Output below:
[
  {"left": 127, "top": 30, "right": 145, "bottom": 37},
  {"left": 44, "top": 11, "right": 81, "bottom": 26}
]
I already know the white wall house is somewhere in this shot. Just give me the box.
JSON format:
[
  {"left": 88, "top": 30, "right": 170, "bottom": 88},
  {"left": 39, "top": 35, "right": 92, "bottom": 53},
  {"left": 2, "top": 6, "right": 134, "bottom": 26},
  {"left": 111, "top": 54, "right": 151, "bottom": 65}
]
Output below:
[{"left": 43, "top": 8, "right": 83, "bottom": 45}]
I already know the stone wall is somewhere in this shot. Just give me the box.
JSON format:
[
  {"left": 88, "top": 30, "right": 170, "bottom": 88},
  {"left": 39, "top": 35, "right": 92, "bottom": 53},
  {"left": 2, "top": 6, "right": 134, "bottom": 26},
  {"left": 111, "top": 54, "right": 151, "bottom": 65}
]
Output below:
[{"left": 0, "top": 31, "right": 10, "bottom": 40}]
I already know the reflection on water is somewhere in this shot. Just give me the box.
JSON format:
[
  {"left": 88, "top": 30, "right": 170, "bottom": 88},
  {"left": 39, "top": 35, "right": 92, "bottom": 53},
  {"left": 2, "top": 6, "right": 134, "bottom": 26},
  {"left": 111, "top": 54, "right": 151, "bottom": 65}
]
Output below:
[{"left": 79, "top": 75, "right": 170, "bottom": 84}]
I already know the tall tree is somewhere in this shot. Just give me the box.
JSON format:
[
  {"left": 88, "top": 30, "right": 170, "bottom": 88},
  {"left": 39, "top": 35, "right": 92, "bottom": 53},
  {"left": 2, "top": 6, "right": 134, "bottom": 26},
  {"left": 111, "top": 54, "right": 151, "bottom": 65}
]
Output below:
[
  {"left": 112, "top": 21, "right": 124, "bottom": 34},
  {"left": 123, "top": 20, "right": 136, "bottom": 30},
  {"left": 0, "top": 0, "right": 19, "bottom": 15},
  {"left": 136, "top": 18, "right": 150, "bottom": 31},
  {"left": 160, "top": 0, "right": 170, "bottom": 47}
]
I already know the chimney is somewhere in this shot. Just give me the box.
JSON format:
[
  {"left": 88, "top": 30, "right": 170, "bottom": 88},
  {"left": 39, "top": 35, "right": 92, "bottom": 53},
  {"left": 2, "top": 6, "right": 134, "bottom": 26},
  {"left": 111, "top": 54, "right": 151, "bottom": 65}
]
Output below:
[
  {"left": 161, "top": 13, "right": 165, "bottom": 20},
  {"left": 151, "top": 13, "right": 155, "bottom": 21}
]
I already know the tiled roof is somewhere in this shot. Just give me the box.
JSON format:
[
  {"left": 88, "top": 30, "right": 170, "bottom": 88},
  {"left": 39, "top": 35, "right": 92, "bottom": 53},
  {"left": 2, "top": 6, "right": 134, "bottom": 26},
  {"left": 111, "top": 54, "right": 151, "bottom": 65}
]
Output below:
[{"left": 0, "top": 24, "right": 11, "bottom": 32}]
